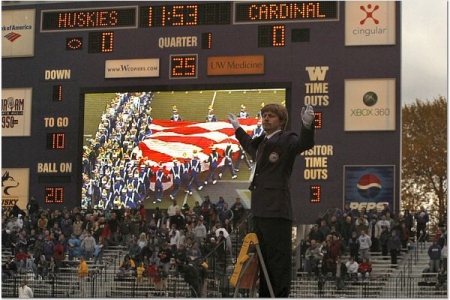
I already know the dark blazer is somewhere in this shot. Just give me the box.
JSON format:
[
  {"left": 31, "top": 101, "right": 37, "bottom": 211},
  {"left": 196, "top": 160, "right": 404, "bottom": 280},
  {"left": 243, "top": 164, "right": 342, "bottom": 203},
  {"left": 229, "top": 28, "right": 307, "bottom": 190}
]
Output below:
[{"left": 235, "top": 124, "right": 314, "bottom": 221}]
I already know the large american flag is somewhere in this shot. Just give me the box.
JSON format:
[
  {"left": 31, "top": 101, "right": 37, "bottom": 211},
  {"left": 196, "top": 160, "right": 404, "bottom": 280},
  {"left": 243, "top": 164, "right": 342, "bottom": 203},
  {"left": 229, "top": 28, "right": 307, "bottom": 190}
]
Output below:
[{"left": 139, "top": 118, "right": 258, "bottom": 171}]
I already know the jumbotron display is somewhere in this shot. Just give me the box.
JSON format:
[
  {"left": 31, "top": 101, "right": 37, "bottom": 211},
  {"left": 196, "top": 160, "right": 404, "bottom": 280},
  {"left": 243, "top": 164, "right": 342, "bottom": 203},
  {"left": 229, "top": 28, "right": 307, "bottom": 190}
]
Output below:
[{"left": 2, "top": 1, "right": 401, "bottom": 223}]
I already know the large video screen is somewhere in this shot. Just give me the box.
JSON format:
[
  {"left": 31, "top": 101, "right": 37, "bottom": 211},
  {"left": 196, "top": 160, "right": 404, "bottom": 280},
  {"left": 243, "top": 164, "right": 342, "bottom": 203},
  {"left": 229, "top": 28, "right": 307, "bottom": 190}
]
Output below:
[{"left": 81, "top": 88, "right": 286, "bottom": 210}]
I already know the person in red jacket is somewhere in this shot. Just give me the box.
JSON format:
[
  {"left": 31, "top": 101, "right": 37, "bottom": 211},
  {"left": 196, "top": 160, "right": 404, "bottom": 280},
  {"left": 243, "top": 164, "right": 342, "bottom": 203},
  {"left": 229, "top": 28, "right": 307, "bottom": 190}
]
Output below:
[
  {"left": 53, "top": 241, "right": 65, "bottom": 272},
  {"left": 357, "top": 258, "right": 372, "bottom": 282},
  {"left": 14, "top": 248, "right": 28, "bottom": 272}
]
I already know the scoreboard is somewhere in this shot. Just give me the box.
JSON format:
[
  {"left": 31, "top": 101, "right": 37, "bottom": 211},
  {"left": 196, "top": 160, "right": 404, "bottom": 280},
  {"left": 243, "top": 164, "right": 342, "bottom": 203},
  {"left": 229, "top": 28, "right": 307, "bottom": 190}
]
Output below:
[{"left": 2, "top": 1, "right": 401, "bottom": 223}]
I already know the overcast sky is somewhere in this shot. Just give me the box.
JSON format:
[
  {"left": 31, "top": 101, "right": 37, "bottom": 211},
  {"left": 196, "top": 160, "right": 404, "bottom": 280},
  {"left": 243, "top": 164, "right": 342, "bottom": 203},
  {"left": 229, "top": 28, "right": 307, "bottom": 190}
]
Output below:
[{"left": 401, "top": 0, "right": 448, "bottom": 104}]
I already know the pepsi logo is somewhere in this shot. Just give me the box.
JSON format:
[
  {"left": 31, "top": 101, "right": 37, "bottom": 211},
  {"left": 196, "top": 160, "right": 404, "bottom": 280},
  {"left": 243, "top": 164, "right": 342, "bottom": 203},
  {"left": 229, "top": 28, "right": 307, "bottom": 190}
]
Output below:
[{"left": 356, "top": 173, "right": 381, "bottom": 199}]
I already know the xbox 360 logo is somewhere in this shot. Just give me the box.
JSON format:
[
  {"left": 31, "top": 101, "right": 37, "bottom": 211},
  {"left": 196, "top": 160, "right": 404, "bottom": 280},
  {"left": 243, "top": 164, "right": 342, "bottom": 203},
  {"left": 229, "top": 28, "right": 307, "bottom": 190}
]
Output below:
[{"left": 363, "top": 91, "right": 378, "bottom": 106}]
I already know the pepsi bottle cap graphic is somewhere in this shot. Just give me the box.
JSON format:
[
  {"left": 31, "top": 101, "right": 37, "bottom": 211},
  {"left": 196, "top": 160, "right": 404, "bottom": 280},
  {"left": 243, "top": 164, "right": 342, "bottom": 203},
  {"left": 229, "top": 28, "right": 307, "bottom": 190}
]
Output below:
[{"left": 357, "top": 174, "right": 381, "bottom": 198}]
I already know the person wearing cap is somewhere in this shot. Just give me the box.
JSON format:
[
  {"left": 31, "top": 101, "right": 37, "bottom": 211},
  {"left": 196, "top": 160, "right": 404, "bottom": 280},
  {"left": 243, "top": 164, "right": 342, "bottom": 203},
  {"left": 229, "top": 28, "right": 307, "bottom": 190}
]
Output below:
[
  {"left": 204, "top": 146, "right": 220, "bottom": 185},
  {"left": 228, "top": 103, "right": 315, "bottom": 297},
  {"left": 190, "top": 151, "right": 203, "bottom": 191},
  {"left": 18, "top": 279, "right": 33, "bottom": 298},
  {"left": 170, "top": 105, "right": 182, "bottom": 121},
  {"left": 252, "top": 120, "right": 264, "bottom": 139},
  {"left": 219, "top": 141, "right": 238, "bottom": 180},
  {"left": 153, "top": 163, "right": 167, "bottom": 203},
  {"left": 206, "top": 105, "right": 217, "bottom": 122},
  {"left": 170, "top": 158, "right": 182, "bottom": 200},
  {"left": 237, "top": 104, "right": 250, "bottom": 119}
]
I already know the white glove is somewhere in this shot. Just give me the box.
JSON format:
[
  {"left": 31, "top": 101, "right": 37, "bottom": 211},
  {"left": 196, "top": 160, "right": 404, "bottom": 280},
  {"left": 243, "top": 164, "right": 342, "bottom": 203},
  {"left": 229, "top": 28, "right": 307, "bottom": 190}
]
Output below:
[
  {"left": 301, "top": 105, "right": 315, "bottom": 129},
  {"left": 227, "top": 113, "right": 240, "bottom": 129}
]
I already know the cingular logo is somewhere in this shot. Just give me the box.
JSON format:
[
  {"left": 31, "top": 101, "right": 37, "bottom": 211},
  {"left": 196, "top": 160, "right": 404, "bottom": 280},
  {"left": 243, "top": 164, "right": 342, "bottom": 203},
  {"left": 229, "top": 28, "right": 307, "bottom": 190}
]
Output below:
[{"left": 359, "top": 4, "right": 380, "bottom": 25}]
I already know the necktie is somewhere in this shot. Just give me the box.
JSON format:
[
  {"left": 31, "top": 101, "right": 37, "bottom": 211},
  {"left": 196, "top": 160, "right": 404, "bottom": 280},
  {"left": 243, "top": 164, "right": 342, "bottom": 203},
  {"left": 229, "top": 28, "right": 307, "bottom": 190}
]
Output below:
[
  {"left": 249, "top": 137, "right": 267, "bottom": 183},
  {"left": 255, "top": 137, "right": 267, "bottom": 162}
]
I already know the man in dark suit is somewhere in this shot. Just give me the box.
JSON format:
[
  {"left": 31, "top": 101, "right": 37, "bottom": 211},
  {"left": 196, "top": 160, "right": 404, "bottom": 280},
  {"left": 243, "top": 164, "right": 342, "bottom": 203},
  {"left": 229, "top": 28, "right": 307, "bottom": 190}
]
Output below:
[{"left": 228, "top": 103, "right": 315, "bottom": 297}]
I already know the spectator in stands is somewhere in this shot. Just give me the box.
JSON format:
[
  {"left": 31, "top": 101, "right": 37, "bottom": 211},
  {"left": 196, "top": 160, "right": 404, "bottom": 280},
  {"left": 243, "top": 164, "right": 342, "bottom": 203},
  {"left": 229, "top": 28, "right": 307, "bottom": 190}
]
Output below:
[
  {"left": 25, "top": 251, "right": 36, "bottom": 274},
  {"left": 186, "top": 242, "right": 202, "bottom": 265},
  {"left": 136, "top": 262, "right": 145, "bottom": 285},
  {"left": 81, "top": 231, "right": 96, "bottom": 261},
  {"left": 146, "top": 260, "right": 157, "bottom": 286},
  {"left": 194, "top": 218, "right": 207, "bottom": 247},
  {"left": 148, "top": 231, "right": 161, "bottom": 262},
  {"left": 348, "top": 231, "right": 360, "bottom": 262},
  {"left": 137, "top": 232, "right": 148, "bottom": 250},
  {"left": 33, "top": 234, "right": 44, "bottom": 259},
  {"left": 368, "top": 214, "right": 381, "bottom": 252},
  {"left": 72, "top": 214, "right": 83, "bottom": 238},
  {"left": 415, "top": 206, "right": 429, "bottom": 242},
  {"left": 399, "top": 222, "right": 410, "bottom": 250},
  {"left": 319, "top": 220, "right": 331, "bottom": 238},
  {"left": 329, "top": 215, "right": 341, "bottom": 234},
  {"left": 379, "top": 226, "right": 390, "bottom": 258},
  {"left": 170, "top": 208, "right": 185, "bottom": 231},
  {"left": 345, "top": 256, "right": 359, "bottom": 280},
  {"left": 358, "top": 230, "right": 372, "bottom": 261},
  {"left": 52, "top": 240, "right": 65, "bottom": 271},
  {"left": 230, "top": 197, "right": 245, "bottom": 232},
  {"left": 14, "top": 248, "right": 28, "bottom": 272},
  {"left": 331, "top": 255, "right": 347, "bottom": 290},
  {"left": 388, "top": 229, "right": 402, "bottom": 268},
  {"left": 340, "top": 215, "right": 354, "bottom": 248},
  {"left": 128, "top": 237, "right": 142, "bottom": 264},
  {"left": 154, "top": 265, "right": 165, "bottom": 290},
  {"left": 380, "top": 203, "right": 392, "bottom": 217},
  {"left": 2, "top": 256, "right": 17, "bottom": 282},
  {"left": 119, "top": 216, "right": 133, "bottom": 246},
  {"left": 315, "top": 253, "right": 328, "bottom": 297},
  {"left": 36, "top": 255, "right": 48, "bottom": 280},
  {"left": 435, "top": 265, "right": 447, "bottom": 290},
  {"left": 218, "top": 203, "right": 233, "bottom": 227},
  {"left": 377, "top": 215, "right": 391, "bottom": 231},
  {"left": 94, "top": 237, "right": 105, "bottom": 265},
  {"left": 385, "top": 212, "right": 395, "bottom": 230},
  {"left": 437, "top": 226, "right": 447, "bottom": 270},
  {"left": 158, "top": 242, "right": 173, "bottom": 277},
  {"left": 215, "top": 222, "right": 233, "bottom": 258},
  {"left": 167, "top": 199, "right": 179, "bottom": 219},
  {"left": 403, "top": 209, "right": 414, "bottom": 237},
  {"left": 305, "top": 239, "right": 321, "bottom": 276},
  {"left": 329, "top": 235, "right": 344, "bottom": 263},
  {"left": 174, "top": 243, "right": 188, "bottom": 274},
  {"left": 355, "top": 216, "right": 369, "bottom": 236},
  {"left": 43, "top": 236, "right": 54, "bottom": 260},
  {"left": 428, "top": 239, "right": 442, "bottom": 273},
  {"left": 119, "top": 254, "right": 136, "bottom": 277},
  {"left": 18, "top": 279, "right": 33, "bottom": 298},
  {"left": 309, "top": 224, "right": 325, "bottom": 243},
  {"left": 67, "top": 233, "right": 81, "bottom": 260},
  {"left": 169, "top": 224, "right": 180, "bottom": 254},
  {"left": 78, "top": 257, "right": 89, "bottom": 297},
  {"left": 357, "top": 258, "right": 372, "bottom": 282},
  {"left": 27, "top": 196, "right": 40, "bottom": 218}
]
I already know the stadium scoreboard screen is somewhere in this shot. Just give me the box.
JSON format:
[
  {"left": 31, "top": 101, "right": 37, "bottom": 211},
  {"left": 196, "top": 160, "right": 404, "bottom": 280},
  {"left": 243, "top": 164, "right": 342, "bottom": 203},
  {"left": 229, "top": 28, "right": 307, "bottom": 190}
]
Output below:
[{"left": 2, "top": 1, "right": 401, "bottom": 223}]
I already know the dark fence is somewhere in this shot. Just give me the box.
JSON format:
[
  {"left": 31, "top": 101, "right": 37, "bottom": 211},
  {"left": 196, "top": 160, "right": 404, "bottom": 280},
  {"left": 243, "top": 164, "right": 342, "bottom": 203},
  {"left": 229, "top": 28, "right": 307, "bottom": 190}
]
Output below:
[{"left": 3, "top": 270, "right": 447, "bottom": 298}]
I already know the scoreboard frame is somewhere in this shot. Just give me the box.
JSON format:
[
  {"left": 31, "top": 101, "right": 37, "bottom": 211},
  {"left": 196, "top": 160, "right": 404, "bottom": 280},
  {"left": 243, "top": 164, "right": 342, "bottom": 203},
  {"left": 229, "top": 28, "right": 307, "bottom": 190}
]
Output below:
[{"left": 2, "top": 1, "right": 401, "bottom": 224}]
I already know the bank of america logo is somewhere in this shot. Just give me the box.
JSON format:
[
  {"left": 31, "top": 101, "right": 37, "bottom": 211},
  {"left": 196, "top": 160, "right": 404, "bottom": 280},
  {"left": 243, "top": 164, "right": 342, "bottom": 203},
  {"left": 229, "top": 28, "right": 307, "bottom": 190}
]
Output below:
[{"left": 4, "top": 32, "right": 21, "bottom": 42}]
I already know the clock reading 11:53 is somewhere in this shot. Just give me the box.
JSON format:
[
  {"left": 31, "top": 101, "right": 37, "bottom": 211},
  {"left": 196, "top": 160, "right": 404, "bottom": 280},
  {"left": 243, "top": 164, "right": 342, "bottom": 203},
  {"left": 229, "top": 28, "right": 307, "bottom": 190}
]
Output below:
[{"left": 139, "top": 3, "right": 231, "bottom": 27}]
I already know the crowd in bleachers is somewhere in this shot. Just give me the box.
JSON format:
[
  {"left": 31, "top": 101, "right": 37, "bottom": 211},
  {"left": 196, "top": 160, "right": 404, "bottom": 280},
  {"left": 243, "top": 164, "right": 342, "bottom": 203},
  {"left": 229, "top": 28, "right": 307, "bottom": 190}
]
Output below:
[
  {"left": 1, "top": 194, "right": 246, "bottom": 291},
  {"left": 299, "top": 203, "right": 447, "bottom": 290}
]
